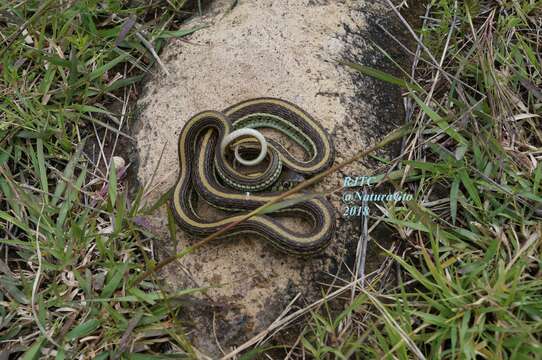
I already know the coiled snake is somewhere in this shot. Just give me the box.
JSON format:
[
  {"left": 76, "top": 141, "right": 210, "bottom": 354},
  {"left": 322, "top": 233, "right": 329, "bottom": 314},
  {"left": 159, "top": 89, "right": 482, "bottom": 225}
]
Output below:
[{"left": 170, "top": 98, "right": 336, "bottom": 255}]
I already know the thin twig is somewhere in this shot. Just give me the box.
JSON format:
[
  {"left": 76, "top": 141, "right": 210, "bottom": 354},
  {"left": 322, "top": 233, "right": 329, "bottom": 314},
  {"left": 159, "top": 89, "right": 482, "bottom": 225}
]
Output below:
[{"left": 135, "top": 32, "right": 171, "bottom": 76}]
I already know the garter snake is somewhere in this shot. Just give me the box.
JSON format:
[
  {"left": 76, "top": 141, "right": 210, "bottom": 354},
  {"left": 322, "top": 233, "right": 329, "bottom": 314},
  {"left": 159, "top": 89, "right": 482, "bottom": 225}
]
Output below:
[{"left": 170, "top": 98, "right": 336, "bottom": 255}]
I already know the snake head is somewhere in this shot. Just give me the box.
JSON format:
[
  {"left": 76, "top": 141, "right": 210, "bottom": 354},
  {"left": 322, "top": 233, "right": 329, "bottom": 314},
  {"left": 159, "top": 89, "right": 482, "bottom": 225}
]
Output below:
[{"left": 278, "top": 170, "right": 305, "bottom": 190}]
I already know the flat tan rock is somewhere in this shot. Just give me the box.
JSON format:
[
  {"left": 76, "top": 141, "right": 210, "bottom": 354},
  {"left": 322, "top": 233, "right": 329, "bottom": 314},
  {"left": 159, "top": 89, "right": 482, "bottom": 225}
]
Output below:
[{"left": 133, "top": 0, "right": 405, "bottom": 356}]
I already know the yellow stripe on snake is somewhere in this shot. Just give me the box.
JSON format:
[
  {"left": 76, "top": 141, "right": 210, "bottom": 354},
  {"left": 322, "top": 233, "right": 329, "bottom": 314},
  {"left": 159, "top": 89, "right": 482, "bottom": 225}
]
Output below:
[{"left": 170, "top": 98, "right": 336, "bottom": 255}]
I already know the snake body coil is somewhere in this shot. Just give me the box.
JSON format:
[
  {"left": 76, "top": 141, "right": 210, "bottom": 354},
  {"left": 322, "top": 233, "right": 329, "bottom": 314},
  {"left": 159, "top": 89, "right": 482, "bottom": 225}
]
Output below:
[{"left": 170, "top": 98, "right": 336, "bottom": 255}]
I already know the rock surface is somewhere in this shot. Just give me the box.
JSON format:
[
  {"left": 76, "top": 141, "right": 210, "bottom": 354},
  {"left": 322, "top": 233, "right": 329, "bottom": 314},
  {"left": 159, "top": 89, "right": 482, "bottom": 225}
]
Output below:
[{"left": 132, "top": 0, "right": 406, "bottom": 356}]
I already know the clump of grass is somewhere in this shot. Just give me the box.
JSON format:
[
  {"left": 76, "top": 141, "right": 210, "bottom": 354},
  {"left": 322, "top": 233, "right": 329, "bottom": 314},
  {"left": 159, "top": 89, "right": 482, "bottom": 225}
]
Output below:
[
  {"left": 0, "top": 0, "right": 203, "bottom": 358},
  {"left": 298, "top": 1, "right": 542, "bottom": 359}
]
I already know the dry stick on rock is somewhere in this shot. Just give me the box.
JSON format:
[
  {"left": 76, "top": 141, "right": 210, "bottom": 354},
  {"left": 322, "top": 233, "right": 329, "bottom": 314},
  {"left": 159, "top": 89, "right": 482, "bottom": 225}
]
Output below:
[{"left": 132, "top": 123, "right": 413, "bottom": 286}]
